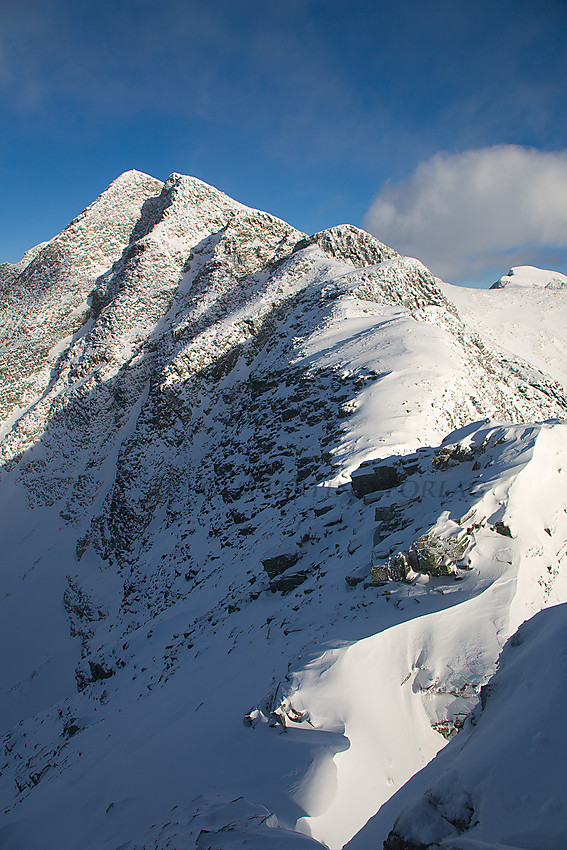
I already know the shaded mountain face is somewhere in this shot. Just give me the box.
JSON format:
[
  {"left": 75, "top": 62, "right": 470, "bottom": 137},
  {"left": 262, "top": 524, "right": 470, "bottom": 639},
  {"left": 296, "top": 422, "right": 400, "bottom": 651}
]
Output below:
[
  {"left": 0, "top": 170, "right": 164, "bottom": 426},
  {"left": 1, "top": 172, "right": 566, "bottom": 850}
]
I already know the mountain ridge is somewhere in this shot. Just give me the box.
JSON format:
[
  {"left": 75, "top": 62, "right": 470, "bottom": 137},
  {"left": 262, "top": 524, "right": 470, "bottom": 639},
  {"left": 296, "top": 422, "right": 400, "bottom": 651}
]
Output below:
[{"left": 1, "top": 171, "right": 566, "bottom": 850}]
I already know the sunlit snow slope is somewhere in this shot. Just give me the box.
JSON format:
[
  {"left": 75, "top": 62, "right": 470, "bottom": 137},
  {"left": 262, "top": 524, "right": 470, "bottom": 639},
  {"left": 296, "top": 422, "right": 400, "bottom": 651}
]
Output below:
[{"left": 1, "top": 172, "right": 566, "bottom": 850}]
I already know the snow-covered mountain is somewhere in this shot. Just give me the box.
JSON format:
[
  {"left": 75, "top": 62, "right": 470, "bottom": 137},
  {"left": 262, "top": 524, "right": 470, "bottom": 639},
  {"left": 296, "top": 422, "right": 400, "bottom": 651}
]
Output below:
[
  {"left": 491, "top": 265, "right": 567, "bottom": 290},
  {"left": 1, "top": 171, "right": 566, "bottom": 850}
]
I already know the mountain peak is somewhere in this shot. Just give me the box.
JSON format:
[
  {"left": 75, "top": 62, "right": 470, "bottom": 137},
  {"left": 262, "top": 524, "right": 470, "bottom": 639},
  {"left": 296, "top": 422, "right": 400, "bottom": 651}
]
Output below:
[
  {"left": 1, "top": 171, "right": 567, "bottom": 850},
  {"left": 491, "top": 264, "right": 567, "bottom": 289},
  {"left": 110, "top": 167, "right": 162, "bottom": 185}
]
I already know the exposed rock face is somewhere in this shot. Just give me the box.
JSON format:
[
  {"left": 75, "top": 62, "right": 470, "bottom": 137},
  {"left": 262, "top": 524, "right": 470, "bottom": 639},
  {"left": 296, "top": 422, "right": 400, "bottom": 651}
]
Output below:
[
  {"left": 262, "top": 553, "right": 301, "bottom": 579},
  {"left": 293, "top": 223, "right": 399, "bottom": 266},
  {"left": 0, "top": 170, "right": 163, "bottom": 428},
  {"left": 351, "top": 462, "right": 408, "bottom": 497}
]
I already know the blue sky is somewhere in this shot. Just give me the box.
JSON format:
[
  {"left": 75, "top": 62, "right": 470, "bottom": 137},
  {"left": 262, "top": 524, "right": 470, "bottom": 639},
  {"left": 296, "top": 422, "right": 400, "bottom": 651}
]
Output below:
[{"left": 1, "top": 0, "right": 566, "bottom": 286}]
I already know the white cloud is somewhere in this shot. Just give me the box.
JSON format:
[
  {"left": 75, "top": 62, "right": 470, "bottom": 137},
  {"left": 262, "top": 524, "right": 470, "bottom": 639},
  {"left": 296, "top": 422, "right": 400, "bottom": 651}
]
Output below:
[{"left": 363, "top": 146, "right": 567, "bottom": 282}]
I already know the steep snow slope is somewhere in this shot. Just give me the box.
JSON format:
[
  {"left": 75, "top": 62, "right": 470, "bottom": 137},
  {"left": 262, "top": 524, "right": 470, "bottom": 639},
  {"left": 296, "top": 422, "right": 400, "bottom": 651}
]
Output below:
[
  {"left": 440, "top": 278, "right": 567, "bottom": 387},
  {"left": 294, "top": 421, "right": 567, "bottom": 848},
  {"left": 379, "top": 603, "right": 567, "bottom": 850},
  {"left": 1, "top": 173, "right": 566, "bottom": 849}
]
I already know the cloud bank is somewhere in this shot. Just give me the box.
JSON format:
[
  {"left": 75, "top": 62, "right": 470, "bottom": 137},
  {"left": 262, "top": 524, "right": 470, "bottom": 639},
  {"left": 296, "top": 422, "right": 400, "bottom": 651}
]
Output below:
[{"left": 363, "top": 146, "right": 567, "bottom": 282}]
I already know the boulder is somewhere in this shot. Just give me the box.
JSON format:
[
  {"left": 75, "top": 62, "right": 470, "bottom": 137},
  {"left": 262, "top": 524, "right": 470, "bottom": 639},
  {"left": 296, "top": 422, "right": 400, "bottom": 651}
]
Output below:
[
  {"left": 88, "top": 661, "right": 114, "bottom": 682},
  {"left": 494, "top": 521, "right": 512, "bottom": 537},
  {"left": 387, "top": 551, "right": 414, "bottom": 582},
  {"left": 269, "top": 571, "right": 309, "bottom": 593},
  {"left": 345, "top": 575, "right": 365, "bottom": 587},
  {"left": 351, "top": 463, "right": 406, "bottom": 497},
  {"left": 370, "top": 564, "right": 389, "bottom": 582},
  {"left": 261, "top": 553, "right": 300, "bottom": 578},
  {"left": 409, "top": 533, "right": 467, "bottom": 576}
]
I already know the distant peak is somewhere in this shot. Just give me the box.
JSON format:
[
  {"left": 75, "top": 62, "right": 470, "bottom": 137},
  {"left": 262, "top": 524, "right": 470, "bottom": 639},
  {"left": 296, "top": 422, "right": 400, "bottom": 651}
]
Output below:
[{"left": 491, "top": 265, "right": 567, "bottom": 289}]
